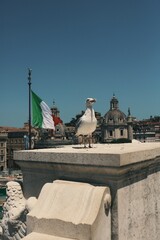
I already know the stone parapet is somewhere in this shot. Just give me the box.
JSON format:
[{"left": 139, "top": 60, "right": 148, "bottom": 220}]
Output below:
[
  {"left": 14, "top": 142, "right": 160, "bottom": 240},
  {"left": 14, "top": 143, "right": 160, "bottom": 197}
]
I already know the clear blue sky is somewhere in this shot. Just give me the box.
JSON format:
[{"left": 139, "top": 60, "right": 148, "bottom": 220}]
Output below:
[{"left": 1, "top": 0, "right": 160, "bottom": 127}]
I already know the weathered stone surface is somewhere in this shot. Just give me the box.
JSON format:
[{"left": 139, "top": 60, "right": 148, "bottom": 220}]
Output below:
[
  {"left": 25, "top": 180, "right": 111, "bottom": 240},
  {"left": 14, "top": 142, "right": 160, "bottom": 166},
  {"left": 14, "top": 143, "right": 160, "bottom": 199},
  {"left": 118, "top": 171, "right": 160, "bottom": 240},
  {"left": 22, "top": 232, "right": 75, "bottom": 240}
]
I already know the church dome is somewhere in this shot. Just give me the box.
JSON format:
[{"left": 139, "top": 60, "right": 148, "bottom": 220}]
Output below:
[
  {"left": 104, "top": 109, "right": 126, "bottom": 124},
  {"left": 104, "top": 95, "right": 127, "bottom": 124}
]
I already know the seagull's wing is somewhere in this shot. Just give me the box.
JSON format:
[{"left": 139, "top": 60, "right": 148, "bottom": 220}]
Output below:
[{"left": 75, "top": 116, "right": 83, "bottom": 134}]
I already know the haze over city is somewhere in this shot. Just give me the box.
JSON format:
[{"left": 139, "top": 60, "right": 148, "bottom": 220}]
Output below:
[{"left": 1, "top": 0, "right": 160, "bottom": 127}]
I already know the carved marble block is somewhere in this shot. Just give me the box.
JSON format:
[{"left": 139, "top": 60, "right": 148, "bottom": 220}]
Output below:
[{"left": 24, "top": 180, "right": 111, "bottom": 240}]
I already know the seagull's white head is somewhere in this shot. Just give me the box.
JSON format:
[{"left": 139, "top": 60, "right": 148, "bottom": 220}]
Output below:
[{"left": 86, "top": 98, "right": 96, "bottom": 107}]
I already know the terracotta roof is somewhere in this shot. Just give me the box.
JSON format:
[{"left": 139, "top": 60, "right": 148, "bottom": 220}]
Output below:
[{"left": 0, "top": 126, "right": 28, "bottom": 132}]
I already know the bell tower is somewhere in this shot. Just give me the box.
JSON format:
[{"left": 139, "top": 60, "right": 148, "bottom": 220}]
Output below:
[
  {"left": 51, "top": 100, "right": 60, "bottom": 118},
  {"left": 110, "top": 94, "right": 119, "bottom": 110}
]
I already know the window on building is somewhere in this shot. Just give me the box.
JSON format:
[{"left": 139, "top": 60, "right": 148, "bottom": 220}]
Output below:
[
  {"left": 109, "top": 118, "right": 113, "bottom": 123},
  {"left": 120, "top": 129, "right": 123, "bottom": 136},
  {"left": 1, "top": 143, "right": 3, "bottom": 147},
  {"left": 1, "top": 150, "right": 3, "bottom": 154},
  {"left": 109, "top": 130, "right": 113, "bottom": 137},
  {"left": 0, "top": 156, "right": 3, "bottom": 161}
]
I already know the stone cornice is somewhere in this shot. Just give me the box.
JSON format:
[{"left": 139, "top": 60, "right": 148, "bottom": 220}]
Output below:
[{"left": 14, "top": 143, "right": 160, "bottom": 167}]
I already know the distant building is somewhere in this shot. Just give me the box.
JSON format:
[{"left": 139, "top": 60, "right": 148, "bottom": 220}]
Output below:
[
  {"left": 7, "top": 131, "right": 28, "bottom": 169},
  {"left": 101, "top": 95, "right": 133, "bottom": 143},
  {"left": 0, "top": 133, "right": 7, "bottom": 171},
  {"left": 0, "top": 125, "right": 31, "bottom": 170},
  {"left": 51, "top": 101, "right": 65, "bottom": 139},
  {"left": 133, "top": 117, "right": 160, "bottom": 142}
]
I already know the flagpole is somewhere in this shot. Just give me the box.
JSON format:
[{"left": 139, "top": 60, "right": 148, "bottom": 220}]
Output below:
[{"left": 28, "top": 68, "right": 32, "bottom": 149}]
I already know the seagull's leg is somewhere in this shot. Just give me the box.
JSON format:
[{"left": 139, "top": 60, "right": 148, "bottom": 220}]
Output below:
[
  {"left": 88, "top": 134, "right": 92, "bottom": 148},
  {"left": 83, "top": 136, "right": 87, "bottom": 148}
]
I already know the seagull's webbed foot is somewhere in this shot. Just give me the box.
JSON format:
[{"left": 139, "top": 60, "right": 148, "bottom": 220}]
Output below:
[
  {"left": 82, "top": 135, "right": 94, "bottom": 148},
  {"left": 88, "top": 135, "right": 93, "bottom": 148}
]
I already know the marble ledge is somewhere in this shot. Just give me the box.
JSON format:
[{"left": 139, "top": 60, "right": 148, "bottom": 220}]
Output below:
[{"left": 14, "top": 142, "right": 160, "bottom": 168}]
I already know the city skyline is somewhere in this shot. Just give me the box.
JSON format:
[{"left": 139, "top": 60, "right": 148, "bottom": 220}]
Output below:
[{"left": 1, "top": 0, "right": 160, "bottom": 127}]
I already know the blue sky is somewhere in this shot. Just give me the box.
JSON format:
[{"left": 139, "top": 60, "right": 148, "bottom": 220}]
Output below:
[{"left": 1, "top": 0, "right": 160, "bottom": 127}]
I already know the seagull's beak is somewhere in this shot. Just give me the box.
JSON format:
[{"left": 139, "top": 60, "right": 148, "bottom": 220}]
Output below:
[
  {"left": 86, "top": 98, "right": 96, "bottom": 104},
  {"left": 90, "top": 98, "right": 96, "bottom": 103}
]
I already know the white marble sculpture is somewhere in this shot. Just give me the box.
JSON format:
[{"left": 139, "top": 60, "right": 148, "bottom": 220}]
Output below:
[{"left": 0, "top": 181, "right": 37, "bottom": 240}]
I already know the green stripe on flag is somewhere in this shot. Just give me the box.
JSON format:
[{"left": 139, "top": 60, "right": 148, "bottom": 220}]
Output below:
[{"left": 32, "top": 91, "right": 43, "bottom": 128}]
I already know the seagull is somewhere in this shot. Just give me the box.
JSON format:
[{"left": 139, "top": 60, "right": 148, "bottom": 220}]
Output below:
[{"left": 75, "top": 98, "right": 97, "bottom": 148}]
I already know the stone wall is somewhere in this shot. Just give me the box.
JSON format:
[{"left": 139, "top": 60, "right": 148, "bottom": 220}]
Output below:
[{"left": 118, "top": 171, "right": 160, "bottom": 240}]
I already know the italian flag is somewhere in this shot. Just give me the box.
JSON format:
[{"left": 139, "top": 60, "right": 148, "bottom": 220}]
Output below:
[{"left": 32, "top": 91, "right": 55, "bottom": 129}]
